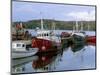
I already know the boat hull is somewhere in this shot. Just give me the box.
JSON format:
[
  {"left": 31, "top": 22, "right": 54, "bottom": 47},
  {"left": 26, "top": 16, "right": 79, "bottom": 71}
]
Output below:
[
  {"left": 12, "top": 48, "right": 38, "bottom": 59},
  {"left": 86, "top": 36, "right": 96, "bottom": 43},
  {"left": 71, "top": 34, "right": 85, "bottom": 45},
  {"left": 32, "top": 38, "right": 58, "bottom": 52}
]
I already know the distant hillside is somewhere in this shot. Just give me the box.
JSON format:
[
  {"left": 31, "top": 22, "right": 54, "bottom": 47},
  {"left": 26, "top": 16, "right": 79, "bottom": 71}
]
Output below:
[{"left": 12, "top": 19, "right": 96, "bottom": 31}]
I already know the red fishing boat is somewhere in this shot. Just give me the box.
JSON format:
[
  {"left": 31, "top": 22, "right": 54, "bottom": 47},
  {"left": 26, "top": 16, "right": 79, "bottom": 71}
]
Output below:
[
  {"left": 86, "top": 36, "right": 96, "bottom": 43},
  {"left": 32, "top": 37, "right": 54, "bottom": 52},
  {"left": 31, "top": 18, "right": 61, "bottom": 52}
]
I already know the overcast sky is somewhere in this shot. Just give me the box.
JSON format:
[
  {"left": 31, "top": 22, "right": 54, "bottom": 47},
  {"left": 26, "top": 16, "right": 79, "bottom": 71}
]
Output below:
[{"left": 12, "top": 1, "right": 96, "bottom": 22}]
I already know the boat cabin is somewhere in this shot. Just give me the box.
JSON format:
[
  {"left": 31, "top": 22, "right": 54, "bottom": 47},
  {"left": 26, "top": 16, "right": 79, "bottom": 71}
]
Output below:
[
  {"left": 12, "top": 40, "right": 31, "bottom": 51},
  {"left": 36, "top": 30, "right": 61, "bottom": 44},
  {"left": 37, "top": 30, "right": 54, "bottom": 40}
]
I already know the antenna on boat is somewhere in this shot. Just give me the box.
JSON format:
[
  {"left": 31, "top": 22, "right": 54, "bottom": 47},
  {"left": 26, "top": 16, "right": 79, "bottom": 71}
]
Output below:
[
  {"left": 81, "top": 19, "right": 83, "bottom": 32},
  {"left": 87, "top": 11, "right": 90, "bottom": 31},
  {"left": 52, "top": 18, "right": 56, "bottom": 31},
  {"left": 40, "top": 12, "right": 44, "bottom": 30},
  {"left": 75, "top": 20, "right": 79, "bottom": 32},
  {"left": 73, "top": 21, "right": 75, "bottom": 32}
]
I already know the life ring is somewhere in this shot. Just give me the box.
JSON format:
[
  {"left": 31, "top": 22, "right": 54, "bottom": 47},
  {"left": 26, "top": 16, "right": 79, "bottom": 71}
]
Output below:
[{"left": 41, "top": 46, "right": 46, "bottom": 51}]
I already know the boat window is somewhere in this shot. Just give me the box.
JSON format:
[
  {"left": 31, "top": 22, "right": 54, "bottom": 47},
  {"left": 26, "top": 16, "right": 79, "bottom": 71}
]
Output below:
[
  {"left": 22, "top": 44, "right": 25, "bottom": 47},
  {"left": 17, "top": 44, "right": 21, "bottom": 47},
  {"left": 47, "top": 33, "right": 48, "bottom": 36},
  {"left": 44, "top": 34, "right": 46, "bottom": 36}
]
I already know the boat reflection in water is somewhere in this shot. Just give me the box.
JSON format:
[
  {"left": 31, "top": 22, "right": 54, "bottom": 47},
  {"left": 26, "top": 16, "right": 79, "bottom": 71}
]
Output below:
[
  {"left": 32, "top": 51, "right": 63, "bottom": 71},
  {"left": 12, "top": 55, "right": 38, "bottom": 67},
  {"left": 12, "top": 55, "right": 38, "bottom": 74},
  {"left": 12, "top": 42, "right": 95, "bottom": 74},
  {"left": 12, "top": 48, "right": 63, "bottom": 74},
  {"left": 70, "top": 44, "right": 85, "bottom": 53}
]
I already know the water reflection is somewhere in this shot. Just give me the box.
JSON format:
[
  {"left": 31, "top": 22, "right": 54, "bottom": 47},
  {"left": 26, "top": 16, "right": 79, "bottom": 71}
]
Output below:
[
  {"left": 12, "top": 56, "right": 38, "bottom": 67},
  {"left": 32, "top": 52, "right": 62, "bottom": 70},
  {"left": 12, "top": 42, "right": 96, "bottom": 74},
  {"left": 12, "top": 55, "right": 38, "bottom": 73},
  {"left": 12, "top": 50, "right": 63, "bottom": 73},
  {"left": 71, "top": 44, "right": 85, "bottom": 52},
  {"left": 33, "top": 54, "right": 56, "bottom": 69}
]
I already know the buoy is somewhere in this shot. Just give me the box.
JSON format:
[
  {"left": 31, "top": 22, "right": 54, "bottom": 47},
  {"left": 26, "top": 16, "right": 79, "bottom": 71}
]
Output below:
[{"left": 42, "top": 46, "right": 46, "bottom": 50}]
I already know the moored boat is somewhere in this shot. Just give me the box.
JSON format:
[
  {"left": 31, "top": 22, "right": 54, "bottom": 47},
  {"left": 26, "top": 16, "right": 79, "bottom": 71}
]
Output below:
[
  {"left": 31, "top": 18, "right": 61, "bottom": 52},
  {"left": 71, "top": 32, "right": 85, "bottom": 45},
  {"left": 12, "top": 41, "right": 38, "bottom": 59},
  {"left": 70, "top": 21, "right": 86, "bottom": 45},
  {"left": 61, "top": 21, "right": 86, "bottom": 48},
  {"left": 86, "top": 36, "right": 96, "bottom": 43}
]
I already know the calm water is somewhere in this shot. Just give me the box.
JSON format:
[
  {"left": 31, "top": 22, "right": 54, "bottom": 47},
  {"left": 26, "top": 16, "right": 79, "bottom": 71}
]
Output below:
[
  {"left": 26, "top": 29, "right": 96, "bottom": 36},
  {"left": 11, "top": 30, "right": 96, "bottom": 74}
]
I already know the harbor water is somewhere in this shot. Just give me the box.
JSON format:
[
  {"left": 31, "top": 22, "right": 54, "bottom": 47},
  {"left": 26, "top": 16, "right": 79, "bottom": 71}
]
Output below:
[{"left": 11, "top": 30, "right": 96, "bottom": 74}]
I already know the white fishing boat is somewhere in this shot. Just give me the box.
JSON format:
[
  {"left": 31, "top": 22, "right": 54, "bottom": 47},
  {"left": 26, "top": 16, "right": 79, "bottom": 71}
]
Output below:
[{"left": 12, "top": 40, "right": 38, "bottom": 59}]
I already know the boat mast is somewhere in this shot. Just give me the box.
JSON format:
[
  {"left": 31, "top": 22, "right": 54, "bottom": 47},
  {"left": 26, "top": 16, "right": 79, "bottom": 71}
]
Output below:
[
  {"left": 40, "top": 12, "right": 44, "bottom": 30},
  {"left": 52, "top": 19, "right": 56, "bottom": 31},
  {"left": 81, "top": 21, "right": 83, "bottom": 31},
  {"left": 88, "top": 22, "right": 90, "bottom": 31},
  {"left": 73, "top": 22, "right": 75, "bottom": 32},
  {"left": 75, "top": 20, "right": 78, "bottom": 32},
  {"left": 87, "top": 11, "right": 90, "bottom": 31}
]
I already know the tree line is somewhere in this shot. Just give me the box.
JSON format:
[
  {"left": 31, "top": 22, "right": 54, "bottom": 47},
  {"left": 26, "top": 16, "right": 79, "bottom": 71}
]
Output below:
[{"left": 12, "top": 19, "right": 96, "bottom": 31}]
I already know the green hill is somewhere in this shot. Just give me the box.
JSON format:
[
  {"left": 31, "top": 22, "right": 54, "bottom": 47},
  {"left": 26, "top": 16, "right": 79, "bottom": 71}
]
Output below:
[{"left": 12, "top": 19, "right": 96, "bottom": 31}]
